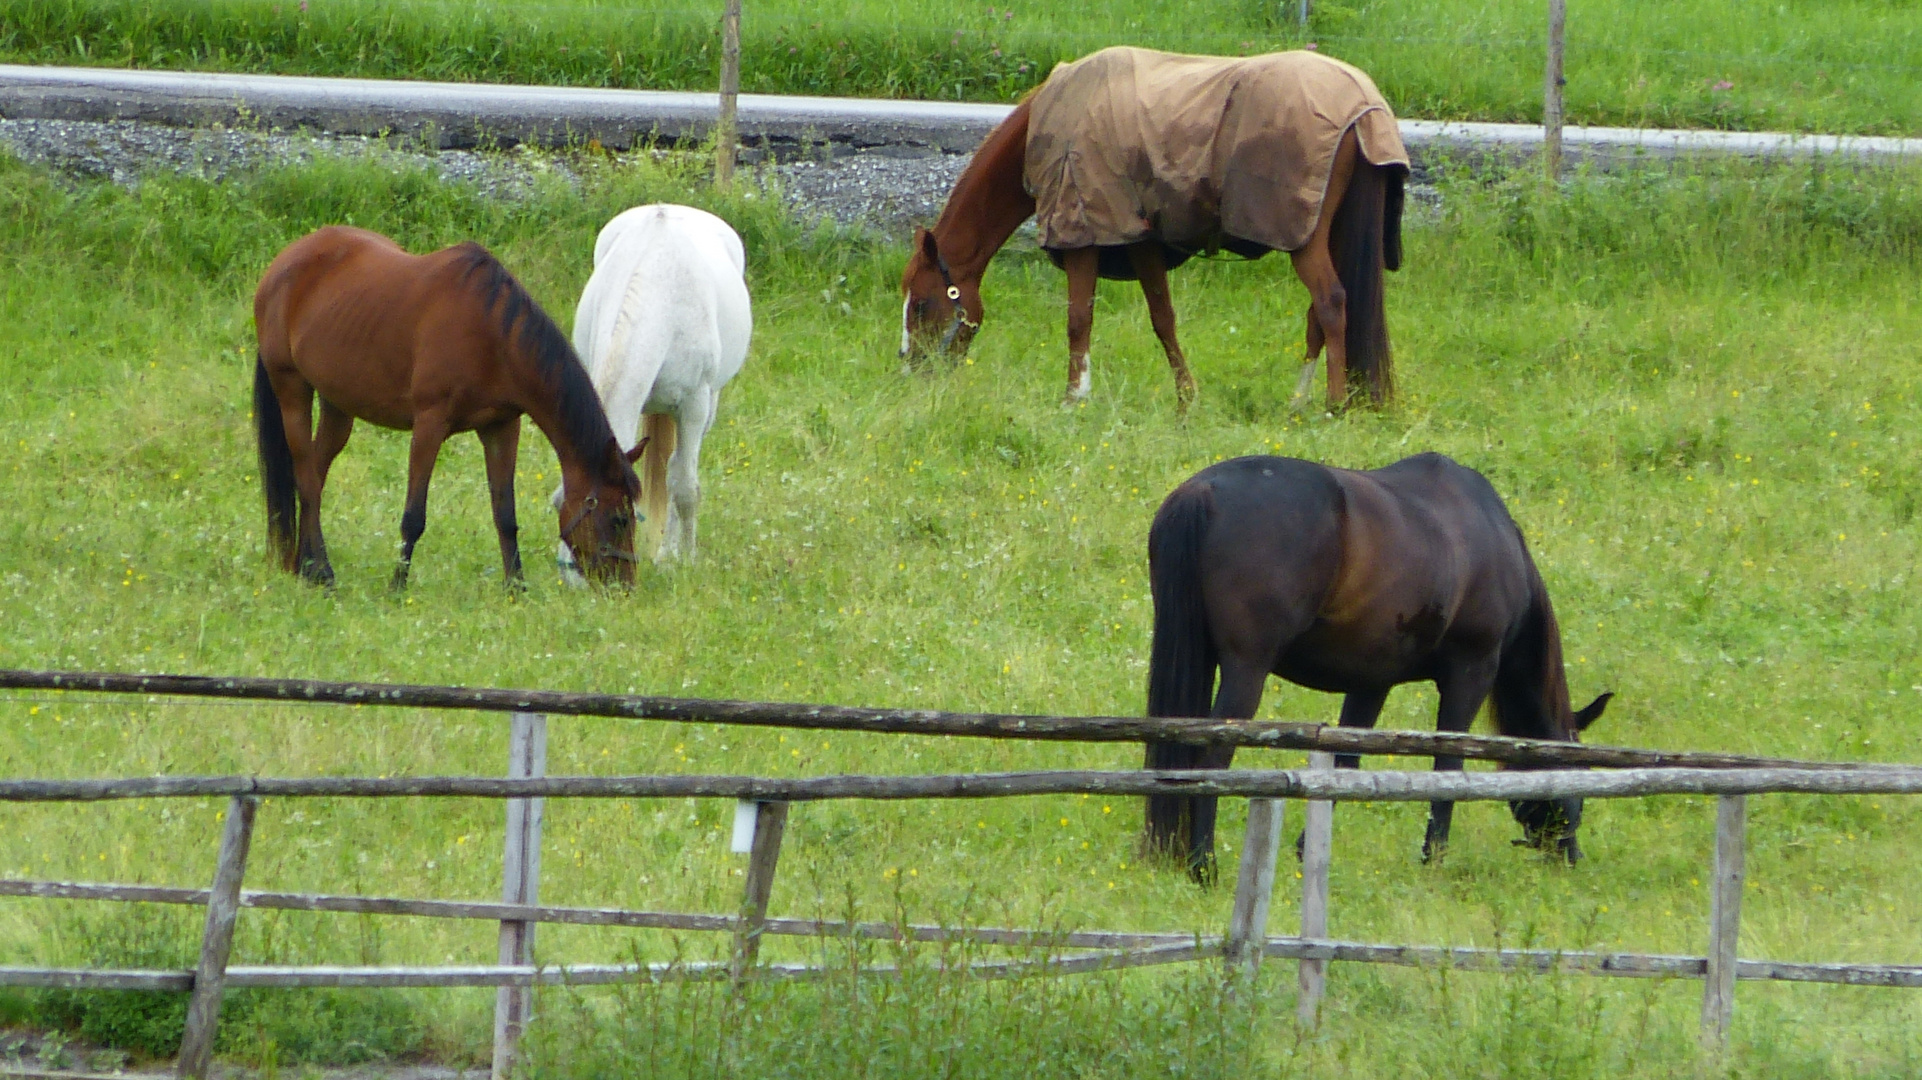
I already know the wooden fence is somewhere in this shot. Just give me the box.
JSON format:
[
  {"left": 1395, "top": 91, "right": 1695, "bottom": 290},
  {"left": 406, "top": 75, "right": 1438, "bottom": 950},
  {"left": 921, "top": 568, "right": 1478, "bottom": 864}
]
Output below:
[{"left": 2, "top": 669, "right": 1920, "bottom": 1078}]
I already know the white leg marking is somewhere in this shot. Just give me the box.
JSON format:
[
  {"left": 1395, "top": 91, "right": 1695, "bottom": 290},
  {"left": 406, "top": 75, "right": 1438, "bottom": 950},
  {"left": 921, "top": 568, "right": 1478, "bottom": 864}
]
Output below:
[
  {"left": 899, "top": 295, "right": 912, "bottom": 358},
  {"left": 1069, "top": 353, "right": 1093, "bottom": 401}
]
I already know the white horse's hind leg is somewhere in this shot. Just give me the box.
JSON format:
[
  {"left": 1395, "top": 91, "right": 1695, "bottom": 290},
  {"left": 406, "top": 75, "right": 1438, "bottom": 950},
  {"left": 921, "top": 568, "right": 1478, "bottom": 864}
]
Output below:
[{"left": 663, "top": 391, "right": 714, "bottom": 562}]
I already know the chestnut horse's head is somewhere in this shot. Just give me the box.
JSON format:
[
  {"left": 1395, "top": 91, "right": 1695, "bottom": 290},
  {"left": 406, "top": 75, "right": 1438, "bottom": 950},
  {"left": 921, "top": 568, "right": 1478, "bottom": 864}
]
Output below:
[
  {"left": 900, "top": 228, "right": 982, "bottom": 364},
  {"left": 556, "top": 439, "right": 645, "bottom": 586}
]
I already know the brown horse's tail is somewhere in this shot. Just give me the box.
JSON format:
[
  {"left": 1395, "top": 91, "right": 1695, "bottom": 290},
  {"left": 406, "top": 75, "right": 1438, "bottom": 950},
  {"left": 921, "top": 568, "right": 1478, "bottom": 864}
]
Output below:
[
  {"left": 1144, "top": 483, "right": 1218, "bottom": 868},
  {"left": 640, "top": 412, "right": 677, "bottom": 557},
  {"left": 1330, "top": 159, "right": 1405, "bottom": 406},
  {"left": 253, "top": 353, "right": 298, "bottom": 570}
]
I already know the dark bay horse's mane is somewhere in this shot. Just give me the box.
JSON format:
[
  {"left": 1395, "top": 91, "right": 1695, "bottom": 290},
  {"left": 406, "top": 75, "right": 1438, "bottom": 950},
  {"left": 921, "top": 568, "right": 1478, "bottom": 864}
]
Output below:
[{"left": 450, "top": 243, "right": 621, "bottom": 472}]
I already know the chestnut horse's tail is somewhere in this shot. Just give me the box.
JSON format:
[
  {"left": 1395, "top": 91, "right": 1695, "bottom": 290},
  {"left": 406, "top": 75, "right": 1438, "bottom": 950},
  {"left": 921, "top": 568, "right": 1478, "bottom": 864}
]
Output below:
[
  {"left": 253, "top": 353, "right": 298, "bottom": 569},
  {"left": 1144, "top": 482, "right": 1218, "bottom": 859},
  {"left": 640, "top": 412, "right": 677, "bottom": 556},
  {"left": 1330, "top": 159, "right": 1405, "bottom": 406}
]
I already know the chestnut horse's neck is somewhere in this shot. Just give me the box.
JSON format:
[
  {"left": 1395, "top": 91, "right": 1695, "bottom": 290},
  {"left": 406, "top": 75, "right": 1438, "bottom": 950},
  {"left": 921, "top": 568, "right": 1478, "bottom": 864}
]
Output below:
[
  {"left": 452, "top": 245, "right": 619, "bottom": 477},
  {"left": 932, "top": 101, "right": 1038, "bottom": 283}
]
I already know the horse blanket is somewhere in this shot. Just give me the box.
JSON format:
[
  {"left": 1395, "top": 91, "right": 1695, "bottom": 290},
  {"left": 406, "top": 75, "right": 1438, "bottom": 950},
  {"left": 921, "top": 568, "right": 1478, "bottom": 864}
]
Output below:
[{"left": 1024, "top": 47, "right": 1409, "bottom": 254}]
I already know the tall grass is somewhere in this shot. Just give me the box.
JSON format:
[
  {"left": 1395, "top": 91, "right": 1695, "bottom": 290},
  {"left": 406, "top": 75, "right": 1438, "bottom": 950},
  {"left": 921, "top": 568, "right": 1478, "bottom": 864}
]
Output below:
[
  {"left": 0, "top": 143, "right": 1918, "bottom": 1073},
  {"left": 2, "top": 0, "right": 1920, "bottom": 133}
]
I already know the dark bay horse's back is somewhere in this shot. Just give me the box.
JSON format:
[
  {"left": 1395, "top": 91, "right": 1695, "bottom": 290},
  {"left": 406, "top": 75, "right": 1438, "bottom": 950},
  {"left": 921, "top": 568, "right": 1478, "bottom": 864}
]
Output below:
[{"left": 1144, "top": 453, "right": 1609, "bottom": 879}]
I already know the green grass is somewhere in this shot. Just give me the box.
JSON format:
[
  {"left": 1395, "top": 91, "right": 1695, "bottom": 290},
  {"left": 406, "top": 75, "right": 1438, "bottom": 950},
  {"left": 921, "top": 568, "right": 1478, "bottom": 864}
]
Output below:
[
  {"left": 0, "top": 144, "right": 1920, "bottom": 1074},
  {"left": 3, "top": 0, "right": 1922, "bottom": 134}
]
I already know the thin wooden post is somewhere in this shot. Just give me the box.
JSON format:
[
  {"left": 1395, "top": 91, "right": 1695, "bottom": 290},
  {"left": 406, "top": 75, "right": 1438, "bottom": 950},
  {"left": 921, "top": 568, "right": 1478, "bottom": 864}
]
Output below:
[
  {"left": 715, "top": 0, "right": 742, "bottom": 187},
  {"left": 175, "top": 795, "right": 257, "bottom": 1079},
  {"left": 730, "top": 800, "right": 789, "bottom": 984},
  {"left": 1295, "top": 0, "right": 1311, "bottom": 27},
  {"left": 492, "top": 712, "right": 546, "bottom": 1080},
  {"left": 1225, "top": 798, "right": 1284, "bottom": 976},
  {"left": 1297, "top": 751, "right": 1333, "bottom": 1027},
  {"left": 1543, "top": 0, "right": 1566, "bottom": 180},
  {"left": 1701, "top": 794, "right": 1746, "bottom": 1052}
]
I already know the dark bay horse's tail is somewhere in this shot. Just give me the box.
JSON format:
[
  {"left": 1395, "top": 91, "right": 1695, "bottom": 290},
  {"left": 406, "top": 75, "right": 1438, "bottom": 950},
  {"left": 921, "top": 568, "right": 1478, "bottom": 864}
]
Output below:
[
  {"left": 1144, "top": 482, "right": 1218, "bottom": 867},
  {"left": 1330, "top": 160, "right": 1406, "bottom": 405},
  {"left": 253, "top": 353, "right": 298, "bottom": 569}
]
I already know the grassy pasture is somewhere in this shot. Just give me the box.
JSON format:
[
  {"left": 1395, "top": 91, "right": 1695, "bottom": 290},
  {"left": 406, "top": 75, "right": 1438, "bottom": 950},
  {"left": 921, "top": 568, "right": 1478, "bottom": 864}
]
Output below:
[
  {"left": 0, "top": 145, "right": 1919, "bottom": 1075},
  {"left": 2, "top": 0, "right": 1922, "bottom": 135}
]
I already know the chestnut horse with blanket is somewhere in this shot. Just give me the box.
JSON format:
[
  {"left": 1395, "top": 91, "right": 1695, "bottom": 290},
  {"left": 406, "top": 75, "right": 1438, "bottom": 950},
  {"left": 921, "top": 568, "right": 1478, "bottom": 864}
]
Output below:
[
  {"left": 1145, "top": 453, "right": 1611, "bottom": 882},
  {"left": 902, "top": 47, "right": 1408, "bottom": 410},
  {"left": 254, "top": 226, "right": 643, "bottom": 588}
]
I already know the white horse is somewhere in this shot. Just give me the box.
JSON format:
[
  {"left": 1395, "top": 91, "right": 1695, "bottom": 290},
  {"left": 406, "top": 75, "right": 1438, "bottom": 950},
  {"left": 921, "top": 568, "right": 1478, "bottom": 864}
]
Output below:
[{"left": 555, "top": 204, "right": 751, "bottom": 574}]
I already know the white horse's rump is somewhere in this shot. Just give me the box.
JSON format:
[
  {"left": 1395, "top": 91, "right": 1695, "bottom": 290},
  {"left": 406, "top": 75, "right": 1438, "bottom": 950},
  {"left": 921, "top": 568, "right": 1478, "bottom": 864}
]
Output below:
[{"left": 555, "top": 204, "right": 751, "bottom": 572}]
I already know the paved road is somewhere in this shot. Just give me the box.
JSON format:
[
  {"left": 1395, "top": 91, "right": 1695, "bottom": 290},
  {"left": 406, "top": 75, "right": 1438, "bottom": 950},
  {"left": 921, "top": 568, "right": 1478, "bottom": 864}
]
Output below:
[{"left": 4, "top": 63, "right": 1919, "bottom": 164}]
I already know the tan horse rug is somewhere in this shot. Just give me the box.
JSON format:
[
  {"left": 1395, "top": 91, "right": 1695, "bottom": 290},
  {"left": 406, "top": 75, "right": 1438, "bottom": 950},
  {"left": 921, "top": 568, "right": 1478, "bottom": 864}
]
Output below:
[{"left": 1025, "top": 47, "right": 1410, "bottom": 256}]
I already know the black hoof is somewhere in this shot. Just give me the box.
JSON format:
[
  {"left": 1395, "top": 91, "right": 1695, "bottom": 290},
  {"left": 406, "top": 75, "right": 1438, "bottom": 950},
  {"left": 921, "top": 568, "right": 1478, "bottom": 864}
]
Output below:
[
  {"left": 299, "top": 561, "right": 335, "bottom": 587},
  {"left": 389, "top": 562, "right": 412, "bottom": 592}
]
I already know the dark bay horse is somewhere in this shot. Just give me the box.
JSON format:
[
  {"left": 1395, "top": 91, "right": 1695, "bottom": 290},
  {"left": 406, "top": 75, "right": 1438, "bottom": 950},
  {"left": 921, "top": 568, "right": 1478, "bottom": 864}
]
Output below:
[
  {"left": 1145, "top": 453, "right": 1611, "bottom": 881},
  {"left": 254, "top": 225, "right": 643, "bottom": 588},
  {"left": 900, "top": 54, "right": 1406, "bottom": 412}
]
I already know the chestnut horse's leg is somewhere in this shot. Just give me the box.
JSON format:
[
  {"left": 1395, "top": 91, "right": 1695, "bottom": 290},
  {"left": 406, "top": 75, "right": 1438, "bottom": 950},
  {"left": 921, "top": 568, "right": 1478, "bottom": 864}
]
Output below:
[
  {"left": 1290, "top": 304, "right": 1326, "bottom": 408},
  {"left": 391, "top": 412, "right": 452, "bottom": 591},
  {"left": 1062, "top": 247, "right": 1099, "bottom": 405},
  {"left": 1289, "top": 130, "right": 1360, "bottom": 410},
  {"left": 1126, "top": 242, "right": 1197, "bottom": 412},
  {"left": 1421, "top": 657, "right": 1499, "bottom": 864},
  {"left": 273, "top": 381, "right": 337, "bottom": 585},
  {"left": 478, "top": 416, "right": 524, "bottom": 587}
]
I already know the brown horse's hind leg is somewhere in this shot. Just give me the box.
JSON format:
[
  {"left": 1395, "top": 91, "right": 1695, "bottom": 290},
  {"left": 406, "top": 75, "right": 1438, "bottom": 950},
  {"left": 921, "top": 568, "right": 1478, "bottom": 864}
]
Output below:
[
  {"left": 1290, "top": 130, "right": 1360, "bottom": 410},
  {"left": 478, "top": 417, "right": 524, "bottom": 588},
  {"left": 391, "top": 412, "right": 452, "bottom": 591},
  {"left": 274, "top": 382, "right": 337, "bottom": 585},
  {"left": 1421, "top": 658, "right": 1498, "bottom": 864},
  {"left": 1062, "top": 247, "right": 1099, "bottom": 405},
  {"left": 1126, "top": 242, "right": 1197, "bottom": 412}
]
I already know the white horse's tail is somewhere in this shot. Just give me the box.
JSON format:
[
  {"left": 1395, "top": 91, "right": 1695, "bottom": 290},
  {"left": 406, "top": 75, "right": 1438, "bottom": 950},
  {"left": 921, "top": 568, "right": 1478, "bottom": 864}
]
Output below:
[{"left": 641, "top": 412, "right": 678, "bottom": 557}]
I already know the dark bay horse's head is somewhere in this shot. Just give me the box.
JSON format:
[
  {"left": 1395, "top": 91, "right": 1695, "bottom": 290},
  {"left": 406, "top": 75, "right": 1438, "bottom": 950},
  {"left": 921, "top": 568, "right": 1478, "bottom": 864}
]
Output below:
[
  {"left": 900, "top": 228, "right": 982, "bottom": 364},
  {"left": 1508, "top": 691, "right": 1613, "bottom": 863},
  {"left": 556, "top": 439, "right": 646, "bottom": 587}
]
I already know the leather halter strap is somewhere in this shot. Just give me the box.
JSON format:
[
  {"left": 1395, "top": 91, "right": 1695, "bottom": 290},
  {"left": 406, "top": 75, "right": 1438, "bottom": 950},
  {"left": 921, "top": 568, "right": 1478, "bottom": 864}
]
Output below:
[
  {"left": 558, "top": 494, "right": 641, "bottom": 563},
  {"left": 930, "top": 245, "right": 981, "bottom": 351}
]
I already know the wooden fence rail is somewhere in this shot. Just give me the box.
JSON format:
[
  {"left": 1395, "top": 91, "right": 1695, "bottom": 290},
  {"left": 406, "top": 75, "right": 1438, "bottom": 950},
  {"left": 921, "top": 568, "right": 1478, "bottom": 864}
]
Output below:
[{"left": 1, "top": 666, "right": 1903, "bottom": 772}]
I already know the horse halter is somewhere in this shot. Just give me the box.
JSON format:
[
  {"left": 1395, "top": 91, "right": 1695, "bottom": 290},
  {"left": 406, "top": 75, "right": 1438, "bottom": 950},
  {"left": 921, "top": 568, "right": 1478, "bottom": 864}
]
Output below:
[
  {"left": 559, "top": 494, "right": 640, "bottom": 564},
  {"left": 930, "top": 249, "right": 981, "bottom": 351}
]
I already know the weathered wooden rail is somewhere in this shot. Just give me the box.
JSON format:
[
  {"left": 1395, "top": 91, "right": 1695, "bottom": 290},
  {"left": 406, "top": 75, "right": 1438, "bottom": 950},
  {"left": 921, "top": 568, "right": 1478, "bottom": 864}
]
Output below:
[{"left": 4, "top": 669, "right": 1920, "bottom": 1078}]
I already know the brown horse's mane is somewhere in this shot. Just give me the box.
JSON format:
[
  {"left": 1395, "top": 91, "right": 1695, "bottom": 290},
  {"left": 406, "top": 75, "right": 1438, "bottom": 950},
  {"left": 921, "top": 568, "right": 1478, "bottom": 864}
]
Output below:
[
  {"left": 449, "top": 244, "right": 621, "bottom": 474},
  {"left": 928, "top": 101, "right": 1036, "bottom": 279}
]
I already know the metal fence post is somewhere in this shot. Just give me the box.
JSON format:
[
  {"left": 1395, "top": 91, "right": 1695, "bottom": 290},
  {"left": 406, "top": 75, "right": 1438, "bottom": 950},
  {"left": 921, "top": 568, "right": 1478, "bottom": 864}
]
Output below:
[
  {"left": 715, "top": 0, "right": 743, "bottom": 186},
  {"left": 492, "top": 712, "right": 547, "bottom": 1080},
  {"left": 1297, "top": 752, "right": 1333, "bottom": 1027},
  {"left": 1701, "top": 794, "right": 1746, "bottom": 1052},
  {"left": 1544, "top": 0, "right": 1567, "bottom": 179},
  {"left": 730, "top": 800, "right": 789, "bottom": 985},
  {"left": 1225, "top": 798, "right": 1284, "bottom": 977},
  {"left": 175, "top": 794, "right": 257, "bottom": 1079}
]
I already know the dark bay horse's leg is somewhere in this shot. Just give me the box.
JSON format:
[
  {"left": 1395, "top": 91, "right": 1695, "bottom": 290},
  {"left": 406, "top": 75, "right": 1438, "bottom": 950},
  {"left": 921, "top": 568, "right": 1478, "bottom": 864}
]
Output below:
[
  {"left": 1288, "top": 129, "right": 1360, "bottom": 410},
  {"left": 478, "top": 417, "right": 524, "bottom": 587},
  {"left": 274, "top": 381, "right": 337, "bottom": 586},
  {"left": 1062, "top": 247, "right": 1099, "bottom": 405},
  {"left": 1125, "top": 242, "right": 1197, "bottom": 412},
  {"left": 391, "top": 413, "right": 452, "bottom": 591},
  {"left": 1422, "top": 658, "right": 1499, "bottom": 864}
]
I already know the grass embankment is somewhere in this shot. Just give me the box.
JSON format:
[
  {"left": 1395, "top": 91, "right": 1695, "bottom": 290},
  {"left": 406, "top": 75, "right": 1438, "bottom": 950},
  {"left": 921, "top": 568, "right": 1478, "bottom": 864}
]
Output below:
[
  {"left": 2, "top": 0, "right": 1921, "bottom": 134},
  {"left": 0, "top": 146, "right": 1919, "bottom": 1075}
]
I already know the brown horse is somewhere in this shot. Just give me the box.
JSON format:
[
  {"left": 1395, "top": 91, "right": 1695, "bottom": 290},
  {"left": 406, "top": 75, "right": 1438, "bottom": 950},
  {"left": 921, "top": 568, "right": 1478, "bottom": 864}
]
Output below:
[
  {"left": 901, "top": 49, "right": 1407, "bottom": 411},
  {"left": 1144, "top": 453, "right": 1611, "bottom": 882},
  {"left": 253, "top": 225, "right": 643, "bottom": 588}
]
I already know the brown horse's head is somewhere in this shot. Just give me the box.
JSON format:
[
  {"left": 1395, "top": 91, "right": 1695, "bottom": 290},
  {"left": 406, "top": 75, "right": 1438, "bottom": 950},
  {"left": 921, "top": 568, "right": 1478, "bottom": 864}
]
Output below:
[
  {"left": 557, "top": 440, "right": 645, "bottom": 586},
  {"left": 900, "top": 228, "right": 982, "bottom": 364}
]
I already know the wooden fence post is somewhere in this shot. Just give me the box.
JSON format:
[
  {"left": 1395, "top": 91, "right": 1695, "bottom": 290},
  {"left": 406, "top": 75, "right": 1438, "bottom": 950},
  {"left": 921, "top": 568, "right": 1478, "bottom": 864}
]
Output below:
[
  {"left": 1225, "top": 798, "right": 1284, "bottom": 977},
  {"left": 175, "top": 795, "right": 257, "bottom": 1079},
  {"left": 715, "top": 0, "right": 743, "bottom": 187},
  {"left": 1700, "top": 794, "right": 1746, "bottom": 1052},
  {"left": 730, "top": 800, "right": 789, "bottom": 985},
  {"left": 1297, "top": 752, "right": 1333, "bottom": 1027},
  {"left": 492, "top": 712, "right": 547, "bottom": 1080},
  {"left": 1544, "top": 0, "right": 1566, "bottom": 180}
]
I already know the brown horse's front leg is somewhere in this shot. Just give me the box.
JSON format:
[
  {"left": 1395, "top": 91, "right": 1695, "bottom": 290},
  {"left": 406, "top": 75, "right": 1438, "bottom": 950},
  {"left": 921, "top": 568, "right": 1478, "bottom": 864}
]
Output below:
[
  {"left": 1126, "top": 242, "right": 1196, "bottom": 412},
  {"left": 1062, "top": 247, "right": 1098, "bottom": 405},
  {"left": 1289, "top": 246, "right": 1348, "bottom": 410},
  {"left": 392, "top": 414, "right": 452, "bottom": 591},
  {"left": 1290, "top": 302, "right": 1326, "bottom": 409},
  {"left": 478, "top": 417, "right": 525, "bottom": 589}
]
